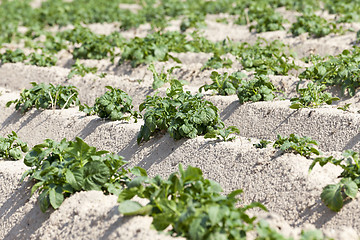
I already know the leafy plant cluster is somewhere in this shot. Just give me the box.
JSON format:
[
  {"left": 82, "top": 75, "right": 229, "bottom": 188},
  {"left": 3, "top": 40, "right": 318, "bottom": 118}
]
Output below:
[
  {"left": 59, "top": 25, "right": 123, "bottom": 61},
  {"left": 235, "top": 39, "right": 299, "bottom": 75},
  {"left": 0, "top": 131, "right": 29, "bottom": 161},
  {"left": 67, "top": 59, "right": 98, "bottom": 79},
  {"left": 234, "top": 1, "right": 287, "bottom": 33},
  {"left": 0, "top": 49, "right": 57, "bottom": 67},
  {"left": 199, "top": 71, "right": 247, "bottom": 96},
  {"left": 299, "top": 48, "right": 360, "bottom": 96},
  {"left": 17, "top": 136, "right": 323, "bottom": 238},
  {"left": 201, "top": 54, "right": 233, "bottom": 70},
  {"left": 290, "top": 82, "right": 339, "bottom": 109},
  {"left": 237, "top": 75, "right": 277, "bottom": 104},
  {"left": 273, "top": 133, "right": 320, "bottom": 158},
  {"left": 310, "top": 150, "right": 360, "bottom": 211},
  {"left": 137, "top": 80, "right": 228, "bottom": 144},
  {"left": 22, "top": 137, "right": 131, "bottom": 212},
  {"left": 80, "top": 86, "right": 140, "bottom": 122},
  {"left": 118, "top": 163, "right": 267, "bottom": 239},
  {"left": 6, "top": 82, "right": 80, "bottom": 113},
  {"left": 148, "top": 64, "right": 183, "bottom": 90},
  {"left": 290, "top": 13, "right": 341, "bottom": 38},
  {"left": 323, "top": 0, "right": 360, "bottom": 23}
]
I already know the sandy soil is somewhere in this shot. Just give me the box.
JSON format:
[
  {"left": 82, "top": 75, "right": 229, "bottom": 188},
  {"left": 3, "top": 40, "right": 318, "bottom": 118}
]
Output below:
[{"left": 1, "top": 3, "right": 360, "bottom": 240}]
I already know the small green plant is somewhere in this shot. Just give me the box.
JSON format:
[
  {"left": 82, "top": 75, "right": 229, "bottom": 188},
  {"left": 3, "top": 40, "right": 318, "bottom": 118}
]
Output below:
[
  {"left": 148, "top": 64, "right": 184, "bottom": 90},
  {"left": 201, "top": 54, "right": 233, "bottom": 70},
  {"left": 237, "top": 75, "right": 277, "bottom": 104},
  {"left": 6, "top": 82, "right": 80, "bottom": 113},
  {"left": 299, "top": 48, "right": 360, "bottom": 96},
  {"left": 67, "top": 59, "right": 98, "bottom": 79},
  {"left": 337, "top": 103, "right": 351, "bottom": 111},
  {"left": 80, "top": 86, "right": 140, "bottom": 122},
  {"left": 199, "top": 71, "right": 246, "bottom": 96},
  {"left": 253, "top": 139, "right": 272, "bottom": 149},
  {"left": 273, "top": 134, "right": 320, "bottom": 158},
  {"left": 290, "top": 83, "right": 339, "bottom": 109},
  {"left": 28, "top": 52, "right": 58, "bottom": 67},
  {"left": 0, "top": 131, "right": 29, "bottom": 161},
  {"left": 137, "top": 80, "right": 225, "bottom": 144},
  {"left": 309, "top": 150, "right": 360, "bottom": 211},
  {"left": 0, "top": 48, "right": 27, "bottom": 63},
  {"left": 290, "top": 13, "right": 339, "bottom": 38},
  {"left": 22, "top": 137, "right": 131, "bottom": 212},
  {"left": 249, "top": 10, "right": 286, "bottom": 33},
  {"left": 235, "top": 38, "right": 298, "bottom": 76},
  {"left": 118, "top": 164, "right": 267, "bottom": 239},
  {"left": 204, "top": 126, "right": 240, "bottom": 141}
]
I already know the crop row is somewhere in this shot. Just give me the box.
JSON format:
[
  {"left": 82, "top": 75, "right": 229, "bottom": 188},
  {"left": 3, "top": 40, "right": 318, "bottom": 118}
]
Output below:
[{"left": 0, "top": 88, "right": 355, "bottom": 239}]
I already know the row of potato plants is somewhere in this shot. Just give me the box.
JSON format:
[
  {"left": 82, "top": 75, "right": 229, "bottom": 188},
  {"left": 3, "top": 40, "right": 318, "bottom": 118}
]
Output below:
[
  {"left": 0, "top": 0, "right": 358, "bottom": 46},
  {"left": 3, "top": 74, "right": 359, "bottom": 213},
  {"left": 0, "top": 129, "right": 332, "bottom": 239}
]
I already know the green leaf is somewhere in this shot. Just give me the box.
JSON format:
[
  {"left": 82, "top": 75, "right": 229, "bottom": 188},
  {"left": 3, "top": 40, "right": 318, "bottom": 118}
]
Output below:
[
  {"left": 341, "top": 178, "right": 358, "bottom": 199},
  {"left": 320, "top": 183, "right": 343, "bottom": 212},
  {"left": 49, "top": 186, "right": 64, "bottom": 209},
  {"left": 65, "top": 169, "right": 83, "bottom": 191},
  {"left": 118, "top": 200, "right": 152, "bottom": 216},
  {"left": 82, "top": 161, "right": 110, "bottom": 191}
]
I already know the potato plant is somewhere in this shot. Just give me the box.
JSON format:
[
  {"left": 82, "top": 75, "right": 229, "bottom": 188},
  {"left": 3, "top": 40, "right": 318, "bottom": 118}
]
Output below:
[
  {"left": 22, "top": 137, "right": 132, "bottom": 212},
  {"left": 6, "top": 82, "right": 80, "bottom": 113},
  {"left": 273, "top": 134, "right": 320, "bottom": 158},
  {"left": 237, "top": 75, "right": 277, "bottom": 104},
  {"left": 199, "top": 71, "right": 247, "bottom": 96},
  {"left": 80, "top": 86, "right": 140, "bottom": 122},
  {"left": 290, "top": 83, "right": 339, "bottom": 109},
  {"left": 310, "top": 150, "right": 360, "bottom": 211},
  {"left": 138, "top": 80, "right": 225, "bottom": 143},
  {"left": 0, "top": 131, "right": 29, "bottom": 161}
]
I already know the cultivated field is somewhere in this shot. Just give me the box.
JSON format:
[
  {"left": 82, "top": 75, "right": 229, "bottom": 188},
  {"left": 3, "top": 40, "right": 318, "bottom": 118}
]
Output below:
[{"left": 1, "top": 0, "right": 360, "bottom": 239}]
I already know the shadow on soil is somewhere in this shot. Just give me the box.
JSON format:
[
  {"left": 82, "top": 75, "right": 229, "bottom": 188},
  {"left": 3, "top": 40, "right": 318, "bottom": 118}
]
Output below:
[
  {"left": 295, "top": 199, "right": 338, "bottom": 229},
  {"left": 1, "top": 180, "right": 50, "bottom": 240},
  {"left": 99, "top": 206, "right": 133, "bottom": 240},
  {"left": 118, "top": 134, "right": 184, "bottom": 171},
  {"left": 343, "top": 132, "right": 360, "bottom": 151},
  {"left": 1, "top": 109, "right": 42, "bottom": 132}
]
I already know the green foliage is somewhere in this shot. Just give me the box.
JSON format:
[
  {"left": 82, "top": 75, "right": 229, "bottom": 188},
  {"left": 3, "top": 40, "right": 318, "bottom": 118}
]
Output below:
[
  {"left": 59, "top": 25, "right": 121, "bottom": 60},
  {"left": 249, "top": 9, "right": 286, "bottom": 33},
  {"left": 256, "top": 220, "right": 291, "bottom": 240},
  {"left": 323, "top": 0, "right": 360, "bottom": 23},
  {"left": 22, "top": 137, "right": 130, "bottom": 212},
  {"left": 137, "top": 81, "right": 224, "bottom": 143},
  {"left": 253, "top": 139, "right": 272, "bottom": 149},
  {"left": 199, "top": 71, "right": 246, "bottom": 96},
  {"left": 204, "top": 126, "right": 240, "bottom": 142},
  {"left": 80, "top": 86, "right": 140, "bottom": 122},
  {"left": 299, "top": 48, "right": 360, "bottom": 96},
  {"left": 28, "top": 52, "right": 57, "bottom": 67},
  {"left": 290, "top": 13, "right": 339, "bottom": 38},
  {"left": 67, "top": 59, "right": 98, "bottom": 79},
  {"left": 309, "top": 150, "right": 360, "bottom": 211},
  {"left": 6, "top": 82, "right": 80, "bottom": 113},
  {"left": 180, "top": 12, "right": 206, "bottom": 32},
  {"left": 0, "top": 131, "right": 29, "bottom": 161},
  {"left": 237, "top": 75, "right": 277, "bottom": 104},
  {"left": 235, "top": 39, "right": 298, "bottom": 75},
  {"left": 0, "top": 49, "right": 27, "bottom": 63},
  {"left": 320, "top": 178, "right": 357, "bottom": 212},
  {"left": 273, "top": 134, "right": 320, "bottom": 158},
  {"left": 201, "top": 54, "right": 233, "bottom": 70},
  {"left": 337, "top": 103, "right": 351, "bottom": 111},
  {"left": 290, "top": 83, "right": 339, "bottom": 109},
  {"left": 118, "top": 164, "right": 267, "bottom": 239},
  {"left": 148, "top": 64, "right": 184, "bottom": 90}
]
